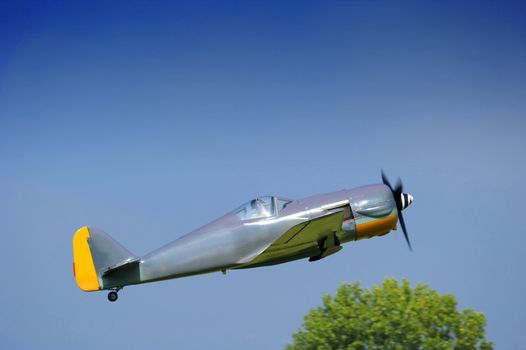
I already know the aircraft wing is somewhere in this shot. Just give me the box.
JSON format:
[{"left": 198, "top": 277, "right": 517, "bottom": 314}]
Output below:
[{"left": 237, "top": 209, "right": 346, "bottom": 268}]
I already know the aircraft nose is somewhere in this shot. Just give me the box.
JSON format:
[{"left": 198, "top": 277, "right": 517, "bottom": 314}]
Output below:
[{"left": 401, "top": 193, "right": 413, "bottom": 210}]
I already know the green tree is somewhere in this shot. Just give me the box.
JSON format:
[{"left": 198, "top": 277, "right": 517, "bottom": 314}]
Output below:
[{"left": 286, "top": 278, "right": 493, "bottom": 350}]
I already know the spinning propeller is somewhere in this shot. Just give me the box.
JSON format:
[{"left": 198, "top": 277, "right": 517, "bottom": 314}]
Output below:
[{"left": 381, "top": 170, "right": 414, "bottom": 251}]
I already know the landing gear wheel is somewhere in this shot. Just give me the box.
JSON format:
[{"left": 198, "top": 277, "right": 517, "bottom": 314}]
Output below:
[{"left": 107, "top": 291, "right": 118, "bottom": 302}]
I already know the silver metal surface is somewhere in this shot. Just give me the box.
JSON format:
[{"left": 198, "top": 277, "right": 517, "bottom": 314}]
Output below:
[{"left": 81, "top": 183, "right": 412, "bottom": 291}]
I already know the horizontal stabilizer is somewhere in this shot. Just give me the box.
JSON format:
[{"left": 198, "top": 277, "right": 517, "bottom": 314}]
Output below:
[
  {"left": 102, "top": 258, "right": 140, "bottom": 276},
  {"left": 101, "top": 258, "right": 141, "bottom": 289}
]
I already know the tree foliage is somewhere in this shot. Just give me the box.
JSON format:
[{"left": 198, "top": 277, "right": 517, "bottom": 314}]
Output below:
[{"left": 286, "top": 278, "right": 492, "bottom": 350}]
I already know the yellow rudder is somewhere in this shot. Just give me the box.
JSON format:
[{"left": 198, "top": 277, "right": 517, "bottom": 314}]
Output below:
[{"left": 72, "top": 226, "right": 101, "bottom": 291}]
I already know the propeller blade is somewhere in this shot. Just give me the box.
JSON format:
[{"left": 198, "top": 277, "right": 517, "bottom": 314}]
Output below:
[
  {"left": 381, "top": 170, "right": 393, "bottom": 191},
  {"left": 395, "top": 178, "right": 403, "bottom": 194},
  {"left": 398, "top": 211, "right": 412, "bottom": 251},
  {"left": 381, "top": 170, "right": 412, "bottom": 252}
]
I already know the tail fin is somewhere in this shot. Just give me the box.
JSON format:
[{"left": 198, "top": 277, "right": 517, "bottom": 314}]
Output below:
[{"left": 72, "top": 226, "right": 137, "bottom": 291}]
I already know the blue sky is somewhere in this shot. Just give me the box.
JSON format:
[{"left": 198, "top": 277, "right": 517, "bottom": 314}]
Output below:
[{"left": 1, "top": 1, "right": 525, "bottom": 349}]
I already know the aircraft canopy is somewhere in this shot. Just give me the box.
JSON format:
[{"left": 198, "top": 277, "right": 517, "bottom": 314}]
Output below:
[{"left": 234, "top": 196, "right": 292, "bottom": 220}]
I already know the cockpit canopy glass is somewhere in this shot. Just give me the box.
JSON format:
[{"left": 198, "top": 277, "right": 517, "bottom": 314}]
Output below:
[
  {"left": 234, "top": 196, "right": 292, "bottom": 221},
  {"left": 277, "top": 198, "right": 291, "bottom": 211}
]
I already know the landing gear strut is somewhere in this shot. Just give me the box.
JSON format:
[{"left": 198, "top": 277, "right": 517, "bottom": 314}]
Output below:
[
  {"left": 309, "top": 232, "right": 342, "bottom": 262},
  {"left": 107, "top": 287, "right": 122, "bottom": 302}
]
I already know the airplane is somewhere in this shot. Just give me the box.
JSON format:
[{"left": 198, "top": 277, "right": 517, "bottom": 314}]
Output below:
[{"left": 72, "top": 172, "right": 414, "bottom": 302}]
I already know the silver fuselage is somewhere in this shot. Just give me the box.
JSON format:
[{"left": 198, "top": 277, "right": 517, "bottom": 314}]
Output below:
[{"left": 107, "top": 184, "right": 397, "bottom": 288}]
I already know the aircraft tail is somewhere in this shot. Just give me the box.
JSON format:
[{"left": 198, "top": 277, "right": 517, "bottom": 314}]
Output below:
[{"left": 72, "top": 226, "right": 138, "bottom": 291}]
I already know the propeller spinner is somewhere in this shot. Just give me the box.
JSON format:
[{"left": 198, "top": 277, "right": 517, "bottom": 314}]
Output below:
[{"left": 381, "top": 170, "right": 414, "bottom": 251}]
